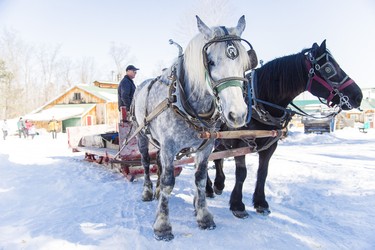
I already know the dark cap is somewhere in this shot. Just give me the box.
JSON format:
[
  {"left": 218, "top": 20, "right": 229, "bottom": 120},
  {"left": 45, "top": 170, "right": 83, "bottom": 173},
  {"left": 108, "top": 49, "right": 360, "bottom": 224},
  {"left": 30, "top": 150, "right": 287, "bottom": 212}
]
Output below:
[{"left": 126, "top": 65, "right": 139, "bottom": 71}]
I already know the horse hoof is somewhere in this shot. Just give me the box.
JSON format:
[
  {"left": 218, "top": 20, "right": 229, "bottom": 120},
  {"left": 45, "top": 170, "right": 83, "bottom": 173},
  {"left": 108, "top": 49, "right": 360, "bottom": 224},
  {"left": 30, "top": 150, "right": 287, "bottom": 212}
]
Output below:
[
  {"left": 142, "top": 193, "right": 154, "bottom": 202},
  {"left": 199, "top": 222, "right": 216, "bottom": 230},
  {"left": 213, "top": 186, "right": 223, "bottom": 195},
  {"left": 154, "top": 232, "right": 174, "bottom": 241},
  {"left": 255, "top": 206, "right": 271, "bottom": 216},
  {"left": 232, "top": 210, "right": 249, "bottom": 219},
  {"left": 206, "top": 192, "right": 215, "bottom": 198}
]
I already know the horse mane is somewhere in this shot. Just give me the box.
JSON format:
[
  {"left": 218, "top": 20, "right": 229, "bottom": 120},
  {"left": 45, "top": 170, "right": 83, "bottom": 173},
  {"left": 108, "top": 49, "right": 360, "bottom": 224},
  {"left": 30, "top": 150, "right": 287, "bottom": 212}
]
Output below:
[
  {"left": 256, "top": 49, "right": 309, "bottom": 103},
  {"left": 183, "top": 27, "right": 250, "bottom": 99}
]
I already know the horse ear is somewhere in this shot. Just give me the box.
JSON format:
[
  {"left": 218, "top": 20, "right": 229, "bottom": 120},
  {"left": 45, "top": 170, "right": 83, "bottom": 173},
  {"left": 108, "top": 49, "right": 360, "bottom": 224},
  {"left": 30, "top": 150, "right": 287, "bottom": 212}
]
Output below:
[
  {"left": 196, "top": 15, "right": 213, "bottom": 40},
  {"left": 310, "top": 42, "right": 319, "bottom": 56},
  {"left": 236, "top": 15, "right": 246, "bottom": 36},
  {"left": 320, "top": 39, "right": 327, "bottom": 51}
]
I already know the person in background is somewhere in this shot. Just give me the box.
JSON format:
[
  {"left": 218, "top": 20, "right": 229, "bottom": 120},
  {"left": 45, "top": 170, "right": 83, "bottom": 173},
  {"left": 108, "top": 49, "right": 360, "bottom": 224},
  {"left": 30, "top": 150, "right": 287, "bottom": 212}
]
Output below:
[
  {"left": 48, "top": 117, "right": 58, "bottom": 139},
  {"left": 25, "top": 119, "right": 32, "bottom": 137},
  {"left": 118, "top": 65, "right": 139, "bottom": 121},
  {"left": 28, "top": 123, "right": 36, "bottom": 139},
  {"left": 17, "top": 117, "right": 26, "bottom": 138},
  {"left": 1, "top": 119, "right": 9, "bottom": 140}
]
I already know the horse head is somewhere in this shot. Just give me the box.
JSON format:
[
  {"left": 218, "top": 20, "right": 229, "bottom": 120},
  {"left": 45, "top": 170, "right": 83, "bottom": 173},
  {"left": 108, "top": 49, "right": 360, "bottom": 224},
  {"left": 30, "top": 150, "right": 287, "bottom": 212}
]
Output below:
[
  {"left": 184, "top": 16, "right": 257, "bottom": 128},
  {"left": 306, "top": 40, "right": 363, "bottom": 110}
]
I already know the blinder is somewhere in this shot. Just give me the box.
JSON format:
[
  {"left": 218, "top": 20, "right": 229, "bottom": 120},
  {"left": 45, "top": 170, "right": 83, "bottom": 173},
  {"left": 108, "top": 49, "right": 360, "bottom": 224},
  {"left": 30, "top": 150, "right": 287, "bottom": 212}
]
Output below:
[
  {"left": 226, "top": 42, "right": 239, "bottom": 60},
  {"left": 319, "top": 62, "right": 337, "bottom": 80},
  {"left": 248, "top": 48, "right": 258, "bottom": 69},
  {"left": 202, "top": 34, "right": 257, "bottom": 95}
]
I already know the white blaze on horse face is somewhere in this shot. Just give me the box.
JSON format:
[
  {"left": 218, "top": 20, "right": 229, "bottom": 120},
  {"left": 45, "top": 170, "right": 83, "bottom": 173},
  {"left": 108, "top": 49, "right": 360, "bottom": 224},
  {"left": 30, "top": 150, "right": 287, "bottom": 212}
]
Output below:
[{"left": 218, "top": 85, "right": 247, "bottom": 128}]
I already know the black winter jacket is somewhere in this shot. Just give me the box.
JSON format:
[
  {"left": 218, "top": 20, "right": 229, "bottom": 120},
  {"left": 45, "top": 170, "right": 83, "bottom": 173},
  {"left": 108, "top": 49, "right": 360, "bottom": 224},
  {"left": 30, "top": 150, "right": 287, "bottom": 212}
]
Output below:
[{"left": 118, "top": 75, "right": 136, "bottom": 111}]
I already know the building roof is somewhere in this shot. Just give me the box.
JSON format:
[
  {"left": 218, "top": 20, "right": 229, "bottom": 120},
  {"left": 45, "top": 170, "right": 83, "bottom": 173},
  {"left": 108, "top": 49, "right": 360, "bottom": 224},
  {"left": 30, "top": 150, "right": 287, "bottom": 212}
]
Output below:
[
  {"left": 360, "top": 98, "right": 375, "bottom": 110},
  {"left": 25, "top": 104, "right": 96, "bottom": 121},
  {"left": 77, "top": 84, "right": 117, "bottom": 102},
  {"left": 288, "top": 99, "right": 329, "bottom": 113}
]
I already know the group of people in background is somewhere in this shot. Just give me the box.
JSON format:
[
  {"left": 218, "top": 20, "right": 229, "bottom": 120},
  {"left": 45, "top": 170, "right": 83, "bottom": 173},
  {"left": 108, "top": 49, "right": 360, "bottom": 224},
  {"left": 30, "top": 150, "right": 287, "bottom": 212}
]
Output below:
[
  {"left": 2, "top": 63, "right": 137, "bottom": 141},
  {"left": 1, "top": 117, "right": 59, "bottom": 140},
  {"left": 16, "top": 117, "right": 37, "bottom": 139}
]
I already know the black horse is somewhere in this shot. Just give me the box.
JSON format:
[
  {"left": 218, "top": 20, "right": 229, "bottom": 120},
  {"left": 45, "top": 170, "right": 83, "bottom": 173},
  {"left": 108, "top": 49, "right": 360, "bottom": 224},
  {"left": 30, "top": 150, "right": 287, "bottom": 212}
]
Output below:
[{"left": 206, "top": 40, "right": 363, "bottom": 218}]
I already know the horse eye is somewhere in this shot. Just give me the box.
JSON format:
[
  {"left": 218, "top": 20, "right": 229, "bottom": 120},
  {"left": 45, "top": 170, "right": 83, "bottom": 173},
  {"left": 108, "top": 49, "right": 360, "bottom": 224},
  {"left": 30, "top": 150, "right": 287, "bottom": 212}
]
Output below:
[{"left": 208, "top": 60, "right": 215, "bottom": 67}]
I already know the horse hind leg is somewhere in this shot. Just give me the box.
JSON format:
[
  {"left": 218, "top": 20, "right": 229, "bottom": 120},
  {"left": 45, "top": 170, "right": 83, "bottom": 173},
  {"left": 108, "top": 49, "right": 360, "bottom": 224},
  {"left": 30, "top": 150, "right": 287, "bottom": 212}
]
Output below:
[
  {"left": 213, "top": 158, "right": 225, "bottom": 195},
  {"left": 205, "top": 174, "right": 214, "bottom": 198},
  {"left": 138, "top": 133, "right": 153, "bottom": 201},
  {"left": 205, "top": 158, "right": 225, "bottom": 197},
  {"left": 154, "top": 150, "right": 161, "bottom": 200}
]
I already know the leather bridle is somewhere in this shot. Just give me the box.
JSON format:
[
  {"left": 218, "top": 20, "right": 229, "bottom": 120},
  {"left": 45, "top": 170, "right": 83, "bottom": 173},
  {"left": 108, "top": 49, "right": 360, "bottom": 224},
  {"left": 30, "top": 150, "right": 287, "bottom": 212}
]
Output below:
[
  {"left": 202, "top": 29, "right": 256, "bottom": 96},
  {"left": 305, "top": 51, "right": 355, "bottom": 110}
]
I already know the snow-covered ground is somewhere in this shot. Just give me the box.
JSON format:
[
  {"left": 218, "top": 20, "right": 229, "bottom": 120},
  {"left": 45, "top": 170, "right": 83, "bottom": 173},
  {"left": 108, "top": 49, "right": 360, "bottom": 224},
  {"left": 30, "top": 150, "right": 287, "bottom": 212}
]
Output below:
[{"left": 0, "top": 127, "right": 374, "bottom": 250}]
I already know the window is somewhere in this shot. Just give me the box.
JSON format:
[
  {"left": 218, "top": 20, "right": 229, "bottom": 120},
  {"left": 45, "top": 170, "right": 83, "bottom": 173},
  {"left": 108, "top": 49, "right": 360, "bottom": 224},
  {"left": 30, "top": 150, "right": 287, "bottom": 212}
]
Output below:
[{"left": 73, "top": 92, "right": 81, "bottom": 101}]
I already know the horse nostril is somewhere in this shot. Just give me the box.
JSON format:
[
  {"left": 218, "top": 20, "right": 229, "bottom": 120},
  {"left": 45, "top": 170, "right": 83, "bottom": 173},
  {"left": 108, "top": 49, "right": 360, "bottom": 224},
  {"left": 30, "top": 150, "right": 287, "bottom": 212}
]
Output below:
[{"left": 228, "top": 112, "right": 236, "bottom": 122}]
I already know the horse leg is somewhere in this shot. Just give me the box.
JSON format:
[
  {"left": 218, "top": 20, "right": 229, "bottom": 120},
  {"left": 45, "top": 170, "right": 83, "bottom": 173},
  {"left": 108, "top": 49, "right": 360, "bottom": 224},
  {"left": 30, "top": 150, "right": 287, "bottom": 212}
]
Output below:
[
  {"left": 194, "top": 147, "right": 216, "bottom": 230},
  {"left": 213, "top": 158, "right": 225, "bottom": 195},
  {"left": 229, "top": 155, "right": 249, "bottom": 218},
  {"left": 138, "top": 133, "right": 153, "bottom": 201},
  {"left": 154, "top": 150, "right": 161, "bottom": 200},
  {"left": 153, "top": 147, "right": 175, "bottom": 241},
  {"left": 205, "top": 174, "right": 214, "bottom": 198},
  {"left": 205, "top": 158, "right": 225, "bottom": 197},
  {"left": 206, "top": 142, "right": 226, "bottom": 197},
  {"left": 253, "top": 143, "right": 278, "bottom": 216}
]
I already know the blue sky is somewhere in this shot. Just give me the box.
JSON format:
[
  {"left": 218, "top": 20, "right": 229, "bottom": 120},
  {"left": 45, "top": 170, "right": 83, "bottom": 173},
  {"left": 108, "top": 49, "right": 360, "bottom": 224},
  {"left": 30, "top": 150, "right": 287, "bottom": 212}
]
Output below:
[{"left": 0, "top": 0, "right": 374, "bottom": 87}]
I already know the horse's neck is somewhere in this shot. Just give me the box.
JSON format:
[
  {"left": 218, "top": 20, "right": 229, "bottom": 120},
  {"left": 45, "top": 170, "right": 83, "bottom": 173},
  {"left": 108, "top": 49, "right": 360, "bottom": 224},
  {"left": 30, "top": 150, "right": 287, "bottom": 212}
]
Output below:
[
  {"left": 183, "top": 82, "right": 214, "bottom": 114},
  {"left": 257, "top": 53, "right": 308, "bottom": 111}
]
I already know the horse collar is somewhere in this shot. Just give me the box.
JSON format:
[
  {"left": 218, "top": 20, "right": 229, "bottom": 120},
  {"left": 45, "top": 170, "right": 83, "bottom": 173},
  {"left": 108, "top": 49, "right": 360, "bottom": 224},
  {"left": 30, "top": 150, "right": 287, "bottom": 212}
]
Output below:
[
  {"left": 248, "top": 71, "right": 294, "bottom": 129},
  {"left": 168, "top": 64, "right": 221, "bottom": 131}
]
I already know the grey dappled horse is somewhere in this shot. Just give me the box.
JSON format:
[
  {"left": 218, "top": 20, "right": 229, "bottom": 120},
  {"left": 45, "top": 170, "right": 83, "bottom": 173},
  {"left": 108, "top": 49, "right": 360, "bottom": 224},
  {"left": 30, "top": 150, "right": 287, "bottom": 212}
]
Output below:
[{"left": 133, "top": 16, "right": 256, "bottom": 241}]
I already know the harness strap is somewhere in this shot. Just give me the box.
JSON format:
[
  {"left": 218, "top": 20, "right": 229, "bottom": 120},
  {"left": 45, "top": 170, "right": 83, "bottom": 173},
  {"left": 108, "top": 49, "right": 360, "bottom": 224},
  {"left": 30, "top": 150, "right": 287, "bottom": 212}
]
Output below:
[
  {"left": 248, "top": 71, "right": 295, "bottom": 129},
  {"left": 256, "top": 130, "right": 284, "bottom": 152},
  {"left": 116, "top": 98, "right": 171, "bottom": 157}
]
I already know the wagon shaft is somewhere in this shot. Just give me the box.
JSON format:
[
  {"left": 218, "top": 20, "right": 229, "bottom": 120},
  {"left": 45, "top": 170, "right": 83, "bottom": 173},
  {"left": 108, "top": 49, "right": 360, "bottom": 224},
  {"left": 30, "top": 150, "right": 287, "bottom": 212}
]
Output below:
[{"left": 198, "top": 129, "right": 285, "bottom": 139}]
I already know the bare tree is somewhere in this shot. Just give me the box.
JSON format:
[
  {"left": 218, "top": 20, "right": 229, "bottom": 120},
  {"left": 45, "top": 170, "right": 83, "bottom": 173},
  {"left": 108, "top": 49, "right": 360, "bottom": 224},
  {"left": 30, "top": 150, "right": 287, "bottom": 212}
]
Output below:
[
  {"left": 0, "top": 29, "right": 35, "bottom": 116},
  {"left": 35, "top": 44, "right": 62, "bottom": 102},
  {"left": 0, "top": 59, "right": 23, "bottom": 119},
  {"left": 108, "top": 42, "right": 134, "bottom": 81},
  {"left": 78, "top": 56, "right": 97, "bottom": 84},
  {"left": 57, "top": 57, "right": 76, "bottom": 89}
]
